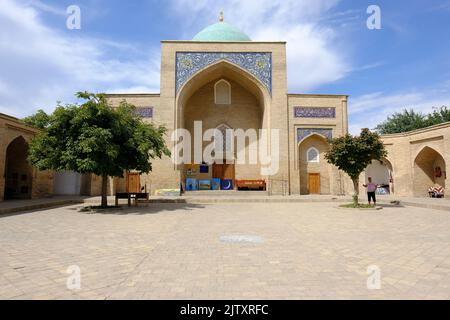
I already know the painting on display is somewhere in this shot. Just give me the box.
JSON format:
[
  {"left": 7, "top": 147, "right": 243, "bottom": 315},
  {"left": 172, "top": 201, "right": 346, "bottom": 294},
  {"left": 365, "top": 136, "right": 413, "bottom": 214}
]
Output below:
[
  {"left": 198, "top": 180, "right": 211, "bottom": 191},
  {"left": 200, "top": 165, "right": 209, "bottom": 174},
  {"left": 185, "top": 178, "right": 198, "bottom": 191},
  {"left": 221, "top": 179, "right": 234, "bottom": 191},
  {"left": 211, "top": 179, "right": 221, "bottom": 190}
]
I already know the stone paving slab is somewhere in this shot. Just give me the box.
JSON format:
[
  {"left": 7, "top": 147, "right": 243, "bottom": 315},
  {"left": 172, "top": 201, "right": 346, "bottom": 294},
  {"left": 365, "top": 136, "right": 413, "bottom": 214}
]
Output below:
[
  {"left": 0, "top": 202, "right": 449, "bottom": 300},
  {"left": 0, "top": 197, "right": 85, "bottom": 215},
  {"left": 82, "top": 195, "right": 450, "bottom": 211}
]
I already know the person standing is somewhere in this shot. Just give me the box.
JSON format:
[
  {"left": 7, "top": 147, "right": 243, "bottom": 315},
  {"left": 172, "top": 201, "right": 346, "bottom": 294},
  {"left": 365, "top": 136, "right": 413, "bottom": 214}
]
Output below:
[{"left": 364, "top": 177, "right": 378, "bottom": 207}]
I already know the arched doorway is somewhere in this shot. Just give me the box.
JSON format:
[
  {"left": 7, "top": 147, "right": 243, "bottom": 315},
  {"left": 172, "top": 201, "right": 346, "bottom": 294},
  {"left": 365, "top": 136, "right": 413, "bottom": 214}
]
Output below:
[
  {"left": 176, "top": 61, "right": 270, "bottom": 190},
  {"left": 413, "top": 146, "right": 446, "bottom": 197},
  {"left": 365, "top": 158, "right": 394, "bottom": 195},
  {"left": 4, "top": 136, "right": 33, "bottom": 200},
  {"left": 298, "top": 134, "right": 331, "bottom": 195}
]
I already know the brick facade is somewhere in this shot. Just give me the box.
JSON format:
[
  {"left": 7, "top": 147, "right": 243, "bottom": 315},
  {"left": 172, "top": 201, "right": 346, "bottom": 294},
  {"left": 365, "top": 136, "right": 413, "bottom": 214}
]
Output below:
[{"left": 0, "top": 113, "right": 54, "bottom": 201}]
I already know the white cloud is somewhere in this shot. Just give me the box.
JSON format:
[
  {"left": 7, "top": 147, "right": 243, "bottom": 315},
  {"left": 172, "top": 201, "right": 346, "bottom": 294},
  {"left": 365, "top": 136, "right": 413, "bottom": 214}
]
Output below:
[
  {"left": 28, "top": 0, "right": 66, "bottom": 16},
  {"left": 0, "top": 0, "right": 160, "bottom": 117},
  {"left": 1, "top": 0, "right": 351, "bottom": 118},
  {"left": 169, "top": 0, "right": 349, "bottom": 91},
  {"left": 348, "top": 90, "right": 450, "bottom": 134}
]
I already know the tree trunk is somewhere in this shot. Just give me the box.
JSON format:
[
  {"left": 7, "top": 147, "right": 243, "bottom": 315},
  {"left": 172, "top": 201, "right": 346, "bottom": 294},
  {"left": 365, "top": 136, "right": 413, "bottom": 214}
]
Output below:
[
  {"left": 352, "top": 178, "right": 359, "bottom": 205},
  {"left": 101, "top": 175, "right": 108, "bottom": 208}
]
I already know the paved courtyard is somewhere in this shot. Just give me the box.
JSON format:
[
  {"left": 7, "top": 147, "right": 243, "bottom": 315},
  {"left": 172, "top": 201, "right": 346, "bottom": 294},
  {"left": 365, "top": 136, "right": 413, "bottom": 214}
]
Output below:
[{"left": 1, "top": 202, "right": 449, "bottom": 300}]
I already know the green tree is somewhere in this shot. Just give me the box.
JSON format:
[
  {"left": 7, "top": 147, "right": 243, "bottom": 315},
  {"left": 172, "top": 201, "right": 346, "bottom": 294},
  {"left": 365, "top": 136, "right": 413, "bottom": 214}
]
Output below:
[
  {"left": 23, "top": 109, "right": 51, "bottom": 129},
  {"left": 325, "top": 129, "right": 387, "bottom": 205},
  {"left": 426, "top": 106, "right": 450, "bottom": 126},
  {"left": 28, "top": 92, "right": 171, "bottom": 208},
  {"left": 375, "top": 109, "right": 427, "bottom": 134}
]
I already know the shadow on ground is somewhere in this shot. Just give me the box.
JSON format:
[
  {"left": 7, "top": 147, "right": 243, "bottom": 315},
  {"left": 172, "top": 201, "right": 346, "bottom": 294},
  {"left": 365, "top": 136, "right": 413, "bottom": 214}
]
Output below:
[
  {"left": 74, "top": 203, "right": 207, "bottom": 215},
  {"left": 380, "top": 204, "right": 405, "bottom": 208}
]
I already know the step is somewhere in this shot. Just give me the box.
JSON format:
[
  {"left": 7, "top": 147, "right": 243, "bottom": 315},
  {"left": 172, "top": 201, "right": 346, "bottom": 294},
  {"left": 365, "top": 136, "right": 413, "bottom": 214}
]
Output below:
[{"left": 183, "top": 191, "right": 269, "bottom": 197}]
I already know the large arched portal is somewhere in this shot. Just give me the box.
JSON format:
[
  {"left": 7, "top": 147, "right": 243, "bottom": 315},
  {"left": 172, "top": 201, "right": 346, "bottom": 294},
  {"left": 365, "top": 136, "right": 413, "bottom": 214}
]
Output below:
[
  {"left": 298, "top": 134, "right": 331, "bottom": 195},
  {"left": 413, "top": 146, "right": 446, "bottom": 197},
  {"left": 176, "top": 61, "right": 270, "bottom": 189},
  {"left": 4, "top": 136, "right": 33, "bottom": 200}
]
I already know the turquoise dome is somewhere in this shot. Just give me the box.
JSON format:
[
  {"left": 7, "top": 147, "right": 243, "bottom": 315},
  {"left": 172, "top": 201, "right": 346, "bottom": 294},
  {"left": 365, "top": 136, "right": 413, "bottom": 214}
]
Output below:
[{"left": 193, "top": 21, "right": 251, "bottom": 42}]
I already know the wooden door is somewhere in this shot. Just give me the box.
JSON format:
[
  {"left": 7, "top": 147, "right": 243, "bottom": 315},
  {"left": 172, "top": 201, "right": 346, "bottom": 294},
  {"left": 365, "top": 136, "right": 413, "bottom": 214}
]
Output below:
[
  {"left": 213, "top": 164, "right": 235, "bottom": 181},
  {"left": 213, "top": 164, "right": 222, "bottom": 180},
  {"left": 222, "top": 164, "right": 235, "bottom": 181},
  {"left": 308, "top": 173, "right": 320, "bottom": 194},
  {"left": 127, "top": 173, "right": 141, "bottom": 193}
]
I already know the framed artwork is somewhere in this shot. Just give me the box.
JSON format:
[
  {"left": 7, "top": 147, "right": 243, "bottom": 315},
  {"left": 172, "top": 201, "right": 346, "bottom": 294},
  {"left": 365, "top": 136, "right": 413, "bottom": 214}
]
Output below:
[
  {"left": 221, "top": 179, "right": 234, "bottom": 191},
  {"left": 185, "top": 178, "right": 198, "bottom": 191},
  {"left": 200, "top": 165, "right": 209, "bottom": 174},
  {"left": 198, "top": 180, "right": 211, "bottom": 190},
  {"left": 211, "top": 178, "right": 221, "bottom": 190}
]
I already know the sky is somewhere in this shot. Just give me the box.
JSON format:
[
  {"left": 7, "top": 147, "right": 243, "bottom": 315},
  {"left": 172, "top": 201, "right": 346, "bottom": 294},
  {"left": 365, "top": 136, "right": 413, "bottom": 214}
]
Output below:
[{"left": 1, "top": 0, "right": 450, "bottom": 133}]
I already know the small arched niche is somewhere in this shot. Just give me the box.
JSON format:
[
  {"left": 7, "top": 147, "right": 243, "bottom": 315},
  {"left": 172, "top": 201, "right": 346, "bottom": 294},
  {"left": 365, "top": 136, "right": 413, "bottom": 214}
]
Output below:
[{"left": 214, "top": 79, "right": 231, "bottom": 105}]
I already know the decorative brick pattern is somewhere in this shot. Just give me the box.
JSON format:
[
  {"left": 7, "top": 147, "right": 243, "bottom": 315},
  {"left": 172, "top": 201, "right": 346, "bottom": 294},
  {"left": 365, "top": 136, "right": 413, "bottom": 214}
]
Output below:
[
  {"left": 176, "top": 52, "right": 272, "bottom": 94},
  {"left": 294, "top": 107, "right": 336, "bottom": 118},
  {"left": 297, "top": 128, "right": 333, "bottom": 143}
]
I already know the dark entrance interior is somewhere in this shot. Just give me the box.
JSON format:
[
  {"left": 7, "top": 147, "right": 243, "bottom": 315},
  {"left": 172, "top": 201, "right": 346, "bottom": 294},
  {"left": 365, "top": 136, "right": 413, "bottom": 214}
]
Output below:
[{"left": 4, "top": 136, "right": 32, "bottom": 200}]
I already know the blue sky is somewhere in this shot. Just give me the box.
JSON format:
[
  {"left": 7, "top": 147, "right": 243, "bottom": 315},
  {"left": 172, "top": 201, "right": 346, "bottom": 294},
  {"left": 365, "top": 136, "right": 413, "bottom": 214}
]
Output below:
[{"left": 1, "top": 0, "right": 450, "bottom": 133}]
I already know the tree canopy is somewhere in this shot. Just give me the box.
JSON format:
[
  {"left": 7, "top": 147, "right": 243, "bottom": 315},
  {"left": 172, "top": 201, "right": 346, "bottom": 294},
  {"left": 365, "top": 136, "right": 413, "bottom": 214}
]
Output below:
[
  {"left": 23, "top": 109, "right": 51, "bottom": 129},
  {"left": 375, "top": 106, "right": 450, "bottom": 134},
  {"left": 27, "top": 92, "right": 171, "bottom": 207},
  {"left": 325, "top": 128, "right": 387, "bottom": 205}
]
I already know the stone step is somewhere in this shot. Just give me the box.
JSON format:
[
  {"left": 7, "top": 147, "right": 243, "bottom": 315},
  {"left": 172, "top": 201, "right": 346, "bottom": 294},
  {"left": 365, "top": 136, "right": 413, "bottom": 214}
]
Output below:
[{"left": 183, "top": 190, "right": 269, "bottom": 197}]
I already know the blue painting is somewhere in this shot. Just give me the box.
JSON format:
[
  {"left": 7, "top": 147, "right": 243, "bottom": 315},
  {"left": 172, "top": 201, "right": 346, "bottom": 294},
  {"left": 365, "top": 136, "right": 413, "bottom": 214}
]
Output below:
[
  {"left": 221, "top": 179, "right": 234, "bottom": 191},
  {"left": 211, "top": 178, "right": 221, "bottom": 190},
  {"left": 185, "top": 178, "right": 198, "bottom": 191},
  {"left": 198, "top": 180, "right": 211, "bottom": 191},
  {"left": 200, "top": 165, "right": 209, "bottom": 174}
]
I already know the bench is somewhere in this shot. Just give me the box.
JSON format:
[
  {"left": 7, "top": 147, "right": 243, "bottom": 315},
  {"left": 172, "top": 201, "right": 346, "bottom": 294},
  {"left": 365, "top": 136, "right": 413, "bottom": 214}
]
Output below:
[
  {"left": 236, "top": 180, "right": 267, "bottom": 191},
  {"left": 115, "top": 193, "right": 149, "bottom": 207}
]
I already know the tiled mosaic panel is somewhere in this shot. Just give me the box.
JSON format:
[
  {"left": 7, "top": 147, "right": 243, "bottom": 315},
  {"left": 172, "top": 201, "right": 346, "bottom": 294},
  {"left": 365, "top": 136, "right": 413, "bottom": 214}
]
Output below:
[
  {"left": 135, "top": 107, "right": 153, "bottom": 118},
  {"left": 176, "top": 52, "right": 272, "bottom": 95},
  {"left": 294, "top": 107, "right": 336, "bottom": 118},
  {"left": 297, "top": 128, "right": 333, "bottom": 143}
]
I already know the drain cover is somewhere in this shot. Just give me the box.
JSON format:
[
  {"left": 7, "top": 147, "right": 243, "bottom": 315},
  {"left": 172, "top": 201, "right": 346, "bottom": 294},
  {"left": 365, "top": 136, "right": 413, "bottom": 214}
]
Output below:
[{"left": 220, "top": 235, "right": 264, "bottom": 244}]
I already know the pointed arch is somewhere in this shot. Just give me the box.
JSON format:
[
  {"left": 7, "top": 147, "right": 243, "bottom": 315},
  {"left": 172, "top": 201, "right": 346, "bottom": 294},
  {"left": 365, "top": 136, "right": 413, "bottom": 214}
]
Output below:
[
  {"left": 214, "top": 79, "right": 231, "bottom": 105},
  {"left": 306, "top": 147, "right": 320, "bottom": 163},
  {"left": 298, "top": 133, "right": 329, "bottom": 146},
  {"left": 175, "top": 60, "right": 271, "bottom": 176},
  {"left": 413, "top": 146, "right": 446, "bottom": 197},
  {"left": 298, "top": 134, "right": 331, "bottom": 195},
  {"left": 4, "top": 136, "right": 33, "bottom": 200},
  {"left": 176, "top": 59, "right": 270, "bottom": 114}
]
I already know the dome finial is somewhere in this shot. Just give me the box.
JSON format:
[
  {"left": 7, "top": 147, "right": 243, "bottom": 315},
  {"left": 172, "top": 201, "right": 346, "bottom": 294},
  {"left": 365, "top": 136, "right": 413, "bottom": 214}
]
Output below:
[{"left": 219, "top": 11, "right": 224, "bottom": 22}]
